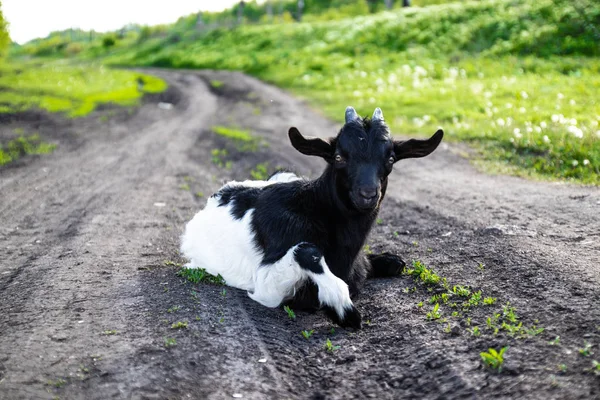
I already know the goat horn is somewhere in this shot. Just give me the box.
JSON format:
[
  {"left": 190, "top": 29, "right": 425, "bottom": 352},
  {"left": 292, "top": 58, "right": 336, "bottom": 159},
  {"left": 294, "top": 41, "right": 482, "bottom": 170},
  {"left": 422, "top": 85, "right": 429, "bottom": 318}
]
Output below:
[
  {"left": 372, "top": 107, "right": 384, "bottom": 122},
  {"left": 345, "top": 106, "right": 360, "bottom": 124}
]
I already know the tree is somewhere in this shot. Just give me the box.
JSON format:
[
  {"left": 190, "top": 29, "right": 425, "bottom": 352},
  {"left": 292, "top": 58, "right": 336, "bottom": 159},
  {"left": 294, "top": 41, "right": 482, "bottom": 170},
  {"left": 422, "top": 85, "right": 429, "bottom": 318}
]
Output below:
[{"left": 0, "top": 1, "right": 10, "bottom": 58}]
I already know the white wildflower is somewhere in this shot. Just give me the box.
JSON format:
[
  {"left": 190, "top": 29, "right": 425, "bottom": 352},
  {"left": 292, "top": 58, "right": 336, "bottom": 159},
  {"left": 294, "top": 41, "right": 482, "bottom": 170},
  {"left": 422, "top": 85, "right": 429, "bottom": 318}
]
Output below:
[
  {"left": 423, "top": 115, "right": 431, "bottom": 122},
  {"left": 557, "top": 93, "right": 564, "bottom": 99},
  {"left": 571, "top": 160, "right": 579, "bottom": 167},
  {"left": 570, "top": 99, "right": 576, "bottom": 106},
  {"left": 540, "top": 121, "right": 547, "bottom": 129},
  {"left": 496, "top": 118, "right": 505, "bottom": 127},
  {"left": 513, "top": 128, "right": 521, "bottom": 135},
  {"left": 526, "top": 126, "right": 533, "bottom": 133},
  {"left": 567, "top": 125, "right": 584, "bottom": 138},
  {"left": 534, "top": 126, "right": 542, "bottom": 133},
  {"left": 521, "top": 91, "right": 529, "bottom": 99},
  {"left": 543, "top": 135, "right": 550, "bottom": 143},
  {"left": 583, "top": 159, "right": 590, "bottom": 166},
  {"left": 505, "top": 103, "right": 513, "bottom": 109},
  {"left": 519, "top": 107, "right": 526, "bottom": 113},
  {"left": 484, "top": 91, "right": 492, "bottom": 98},
  {"left": 570, "top": 118, "right": 577, "bottom": 125}
]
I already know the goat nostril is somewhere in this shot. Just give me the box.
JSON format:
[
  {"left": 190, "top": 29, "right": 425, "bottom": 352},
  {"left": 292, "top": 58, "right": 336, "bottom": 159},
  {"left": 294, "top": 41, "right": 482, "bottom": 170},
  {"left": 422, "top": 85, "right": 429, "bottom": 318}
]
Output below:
[{"left": 359, "top": 188, "right": 377, "bottom": 200}]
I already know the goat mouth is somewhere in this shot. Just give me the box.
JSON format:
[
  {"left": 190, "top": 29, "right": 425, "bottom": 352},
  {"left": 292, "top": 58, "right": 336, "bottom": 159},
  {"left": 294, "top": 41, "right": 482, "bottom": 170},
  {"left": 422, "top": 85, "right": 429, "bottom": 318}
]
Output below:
[{"left": 350, "top": 197, "right": 379, "bottom": 213}]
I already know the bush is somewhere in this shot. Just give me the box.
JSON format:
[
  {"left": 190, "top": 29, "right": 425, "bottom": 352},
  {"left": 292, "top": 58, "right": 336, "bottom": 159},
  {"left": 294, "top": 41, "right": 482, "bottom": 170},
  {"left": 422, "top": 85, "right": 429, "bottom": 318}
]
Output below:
[
  {"left": 102, "top": 36, "right": 116, "bottom": 48},
  {"left": 65, "top": 42, "right": 83, "bottom": 56},
  {"left": 0, "top": 1, "right": 10, "bottom": 58}
]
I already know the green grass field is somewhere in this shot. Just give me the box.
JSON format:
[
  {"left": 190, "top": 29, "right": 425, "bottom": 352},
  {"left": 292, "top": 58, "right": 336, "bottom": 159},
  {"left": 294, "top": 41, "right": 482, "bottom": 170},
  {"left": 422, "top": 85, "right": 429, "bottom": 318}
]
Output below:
[
  {"left": 7, "top": 0, "right": 600, "bottom": 183},
  {"left": 0, "top": 61, "right": 166, "bottom": 117}
]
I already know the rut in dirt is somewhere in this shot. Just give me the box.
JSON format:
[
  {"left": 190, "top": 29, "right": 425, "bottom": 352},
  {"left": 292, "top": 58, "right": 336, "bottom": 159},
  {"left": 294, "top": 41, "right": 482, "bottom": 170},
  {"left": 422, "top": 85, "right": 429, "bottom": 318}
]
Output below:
[{"left": 0, "top": 69, "right": 599, "bottom": 400}]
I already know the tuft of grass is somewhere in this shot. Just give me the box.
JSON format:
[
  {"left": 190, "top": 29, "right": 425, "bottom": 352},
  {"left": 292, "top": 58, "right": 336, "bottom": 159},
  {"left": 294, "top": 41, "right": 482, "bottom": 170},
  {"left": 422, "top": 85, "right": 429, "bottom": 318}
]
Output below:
[
  {"left": 403, "top": 260, "right": 441, "bottom": 286},
  {"left": 212, "top": 126, "right": 260, "bottom": 152},
  {"left": 549, "top": 336, "right": 561, "bottom": 346},
  {"left": 426, "top": 303, "right": 441, "bottom": 320},
  {"left": 210, "top": 148, "right": 229, "bottom": 168},
  {"left": 301, "top": 330, "right": 314, "bottom": 340},
  {"left": 481, "top": 347, "right": 507, "bottom": 371},
  {"left": 579, "top": 341, "right": 593, "bottom": 357},
  {"left": 167, "top": 306, "right": 181, "bottom": 313},
  {"left": 177, "top": 267, "right": 226, "bottom": 285},
  {"left": 46, "top": 378, "right": 67, "bottom": 388},
  {"left": 210, "top": 80, "right": 224, "bottom": 89},
  {"left": 323, "top": 338, "right": 340, "bottom": 353},
  {"left": 179, "top": 183, "right": 190, "bottom": 191},
  {"left": 283, "top": 305, "right": 296, "bottom": 320},
  {"left": 171, "top": 321, "right": 188, "bottom": 329},
  {"left": 195, "top": 191, "right": 204, "bottom": 198},
  {"left": 0, "top": 134, "right": 56, "bottom": 166},
  {"left": 102, "top": 330, "right": 118, "bottom": 335},
  {"left": 164, "top": 337, "right": 177, "bottom": 347},
  {"left": 250, "top": 162, "right": 270, "bottom": 180}
]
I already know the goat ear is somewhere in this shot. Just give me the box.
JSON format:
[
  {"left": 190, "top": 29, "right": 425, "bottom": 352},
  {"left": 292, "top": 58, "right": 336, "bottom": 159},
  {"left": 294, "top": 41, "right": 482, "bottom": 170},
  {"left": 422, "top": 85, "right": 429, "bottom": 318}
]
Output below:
[
  {"left": 288, "top": 127, "right": 334, "bottom": 161},
  {"left": 393, "top": 129, "right": 443, "bottom": 161}
]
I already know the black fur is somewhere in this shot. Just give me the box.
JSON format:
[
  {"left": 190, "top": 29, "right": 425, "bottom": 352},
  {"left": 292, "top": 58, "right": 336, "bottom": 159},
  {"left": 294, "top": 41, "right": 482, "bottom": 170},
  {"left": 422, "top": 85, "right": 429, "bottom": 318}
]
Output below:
[{"left": 217, "top": 112, "right": 443, "bottom": 327}]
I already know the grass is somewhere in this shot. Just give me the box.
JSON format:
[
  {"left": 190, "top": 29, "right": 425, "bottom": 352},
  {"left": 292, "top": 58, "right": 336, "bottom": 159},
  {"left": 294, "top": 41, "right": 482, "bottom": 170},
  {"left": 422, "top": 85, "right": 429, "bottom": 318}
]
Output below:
[
  {"left": 101, "top": 330, "right": 118, "bottom": 335},
  {"left": 301, "top": 329, "right": 314, "bottom": 340},
  {"left": 250, "top": 162, "right": 270, "bottom": 180},
  {"left": 323, "top": 338, "right": 340, "bottom": 353},
  {"left": 283, "top": 305, "right": 296, "bottom": 320},
  {"left": 0, "top": 60, "right": 166, "bottom": 117},
  {"left": 0, "top": 134, "right": 56, "bottom": 166},
  {"left": 75, "top": 0, "right": 599, "bottom": 185},
  {"left": 171, "top": 321, "right": 188, "bottom": 329},
  {"left": 164, "top": 337, "right": 177, "bottom": 347},
  {"left": 212, "top": 126, "right": 260, "bottom": 152},
  {"left": 481, "top": 347, "right": 507, "bottom": 371},
  {"left": 177, "top": 267, "right": 226, "bottom": 285}
]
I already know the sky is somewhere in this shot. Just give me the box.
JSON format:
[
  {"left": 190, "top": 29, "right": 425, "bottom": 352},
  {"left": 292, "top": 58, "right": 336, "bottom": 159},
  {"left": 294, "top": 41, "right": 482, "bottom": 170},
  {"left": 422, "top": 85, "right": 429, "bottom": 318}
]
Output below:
[{"left": 3, "top": 0, "right": 255, "bottom": 44}]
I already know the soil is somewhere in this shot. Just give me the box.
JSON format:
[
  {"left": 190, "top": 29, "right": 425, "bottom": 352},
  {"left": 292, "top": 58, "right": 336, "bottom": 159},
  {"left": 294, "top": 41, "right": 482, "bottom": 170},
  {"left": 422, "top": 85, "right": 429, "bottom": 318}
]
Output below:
[{"left": 1, "top": 69, "right": 599, "bottom": 400}]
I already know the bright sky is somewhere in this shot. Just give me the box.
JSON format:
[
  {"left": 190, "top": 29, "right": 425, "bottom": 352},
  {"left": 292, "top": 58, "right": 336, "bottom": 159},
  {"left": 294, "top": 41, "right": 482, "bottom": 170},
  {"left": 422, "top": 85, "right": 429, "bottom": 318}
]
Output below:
[{"left": 3, "top": 0, "right": 251, "bottom": 44}]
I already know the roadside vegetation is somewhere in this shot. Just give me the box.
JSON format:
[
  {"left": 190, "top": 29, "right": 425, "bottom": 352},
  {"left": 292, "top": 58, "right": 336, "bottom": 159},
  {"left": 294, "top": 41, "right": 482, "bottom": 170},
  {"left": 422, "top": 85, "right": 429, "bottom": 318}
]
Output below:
[
  {"left": 7, "top": 0, "right": 600, "bottom": 183},
  {"left": 0, "top": 61, "right": 166, "bottom": 117}
]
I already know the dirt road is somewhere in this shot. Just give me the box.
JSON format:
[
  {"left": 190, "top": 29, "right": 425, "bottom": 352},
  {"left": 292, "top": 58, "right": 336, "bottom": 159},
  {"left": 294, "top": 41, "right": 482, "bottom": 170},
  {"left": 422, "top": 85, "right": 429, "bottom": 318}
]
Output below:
[{"left": 1, "top": 70, "right": 599, "bottom": 399}]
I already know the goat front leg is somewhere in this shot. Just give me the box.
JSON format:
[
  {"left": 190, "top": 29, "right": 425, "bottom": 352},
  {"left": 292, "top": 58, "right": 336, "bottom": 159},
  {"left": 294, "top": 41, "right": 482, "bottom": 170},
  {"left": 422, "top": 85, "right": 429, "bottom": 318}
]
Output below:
[
  {"left": 294, "top": 243, "right": 362, "bottom": 329},
  {"left": 367, "top": 252, "right": 406, "bottom": 278}
]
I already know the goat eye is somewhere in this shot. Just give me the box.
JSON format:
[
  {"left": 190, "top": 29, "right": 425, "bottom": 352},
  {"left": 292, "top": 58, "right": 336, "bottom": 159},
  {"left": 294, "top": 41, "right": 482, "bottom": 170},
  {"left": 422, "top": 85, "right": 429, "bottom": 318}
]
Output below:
[
  {"left": 335, "top": 155, "right": 345, "bottom": 163},
  {"left": 388, "top": 156, "right": 395, "bottom": 164}
]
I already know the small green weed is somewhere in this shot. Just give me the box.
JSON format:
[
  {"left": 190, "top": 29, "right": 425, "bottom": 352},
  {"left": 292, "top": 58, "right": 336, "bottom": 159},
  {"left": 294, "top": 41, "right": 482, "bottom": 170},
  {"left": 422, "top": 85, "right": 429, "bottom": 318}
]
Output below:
[
  {"left": 167, "top": 306, "right": 181, "bottom": 313},
  {"left": 47, "top": 379, "right": 67, "bottom": 388},
  {"left": 164, "top": 337, "right": 177, "bottom": 347},
  {"left": 195, "top": 191, "right": 204, "bottom": 198},
  {"left": 549, "top": 336, "right": 561, "bottom": 345},
  {"left": 283, "top": 305, "right": 296, "bottom": 320},
  {"left": 558, "top": 363, "right": 567, "bottom": 373},
  {"left": 0, "top": 134, "right": 56, "bottom": 166},
  {"left": 363, "top": 244, "right": 372, "bottom": 255},
  {"left": 426, "top": 303, "right": 441, "bottom": 320},
  {"left": 376, "top": 218, "right": 383, "bottom": 225},
  {"left": 212, "top": 126, "right": 258, "bottom": 151},
  {"left": 177, "top": 267, "right": 225, "bottom": 285},
  {"left": 481, "top": 347, "right": 507, "bottom": 371},
  {"left": 102, "top": 330, "right": 118, "bottom": 335},
  {"left": 301, "top": 330, "right": 314, "bottom": 340},
  {"left": 580, "top": 342, "right": 593, "bottom": 357},
  {"left": 323, "top": 338, "right": 340, "bottom": 353},
  {"left": 211, "top": 148, "right": 229, "bottom": 168},
  {"left": 171, "top": 321, "right": 188, "bottom": 329},
  {"left": 179, "top": 184, "right": 190, "bottom": 191},
  {"left": 250, "top": 162, "right": 270, "bottom": 180},
  {"left": 403, "top": 260, "right": 440, "bottom": 286},
  {"left": 210, "top": 80, "right": 224, "bottom": 89},
  {"left": 483, "top": 297, "right": 497, "bottom": 305},
  {"left": 470, "top": 326, "right": 481, "bottom": 337}
]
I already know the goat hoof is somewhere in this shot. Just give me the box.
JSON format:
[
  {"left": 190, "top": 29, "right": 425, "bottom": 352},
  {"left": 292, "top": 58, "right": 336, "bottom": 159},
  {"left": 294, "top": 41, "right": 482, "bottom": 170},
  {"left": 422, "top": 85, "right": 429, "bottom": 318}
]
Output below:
[
  {"left": 324, "top": 305, "right": 362, "bottom": 329},
  {"left": 340, "top": 305, "right": 362, "bottom": 329}
]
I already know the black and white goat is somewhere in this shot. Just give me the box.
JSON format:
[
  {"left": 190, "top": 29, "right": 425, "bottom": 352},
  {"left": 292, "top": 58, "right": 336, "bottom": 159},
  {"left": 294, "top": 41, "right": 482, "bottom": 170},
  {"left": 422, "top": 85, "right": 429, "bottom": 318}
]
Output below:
[{"left": 181, "top": 107, "right": 443, "bottom": 328}]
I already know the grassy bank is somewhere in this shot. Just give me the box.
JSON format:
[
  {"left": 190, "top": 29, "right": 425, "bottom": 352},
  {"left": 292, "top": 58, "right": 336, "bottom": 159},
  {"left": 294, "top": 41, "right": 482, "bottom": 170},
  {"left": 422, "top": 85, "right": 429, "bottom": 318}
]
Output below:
[{"left": 9, "top": 0, "right": 600, "bottom": 183}]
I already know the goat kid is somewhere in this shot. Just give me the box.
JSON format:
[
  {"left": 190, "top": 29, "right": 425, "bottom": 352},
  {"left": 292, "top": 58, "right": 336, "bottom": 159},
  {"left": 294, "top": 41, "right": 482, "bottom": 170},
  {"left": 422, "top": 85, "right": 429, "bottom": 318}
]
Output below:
[{"left": 181, "top": 106, "right": 443, "bottom": 328}]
